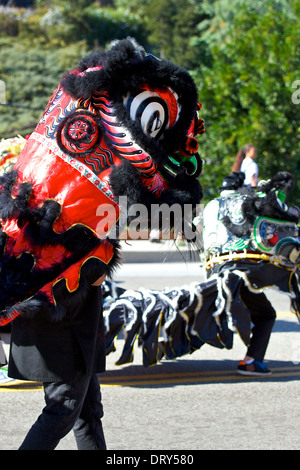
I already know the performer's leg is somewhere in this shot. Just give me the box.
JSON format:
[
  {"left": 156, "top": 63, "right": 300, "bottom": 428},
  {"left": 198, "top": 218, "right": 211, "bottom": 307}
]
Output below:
[
  {"left": 19, "top": 372, "right": 92, "bottom": 450},
  {"left": 73, "top": 373, "right": 106, "bottom": 450},
  {"left": 237, "top": 286, "right": 276, "bottom": 375},
  {"left": 241, "top": 288, "right": 276, "bottom": 362}
]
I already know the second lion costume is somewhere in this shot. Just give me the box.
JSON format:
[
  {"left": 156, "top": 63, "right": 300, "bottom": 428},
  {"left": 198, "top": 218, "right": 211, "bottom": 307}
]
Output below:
[{"left": 102, "top": 171, "right": 300, "bottom": 367}]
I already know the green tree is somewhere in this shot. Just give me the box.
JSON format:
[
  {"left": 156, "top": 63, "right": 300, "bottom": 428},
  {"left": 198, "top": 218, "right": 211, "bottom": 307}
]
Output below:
[
  {"left": 0, "top": 38, "right": 88, "bottom": 138},
  {"left": 144, "top": 0, "right": 176, "bottom": 59},
  {"left": 169, "top": 0, "right": 206, "bottom": 69},
  {"left": 144, "top": 0, "right": 205, "bottom": 68},
  {"left": 194, "top": 0, "right": 300, "bottom": 204},
  {"left": 0, "top": 1, "right": 148, "bottom": 138},
  {"left": 0, "top": 2, "right": 148, "bottom": 49},
  {"left": 114, "top": 0, "right": 205, "bottom": 68}
]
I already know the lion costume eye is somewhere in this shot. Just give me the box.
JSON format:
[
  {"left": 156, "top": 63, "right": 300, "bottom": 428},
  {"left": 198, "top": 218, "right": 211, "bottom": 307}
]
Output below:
[{"left": 124, "top": 87, "right": 180, "bottom": 140}]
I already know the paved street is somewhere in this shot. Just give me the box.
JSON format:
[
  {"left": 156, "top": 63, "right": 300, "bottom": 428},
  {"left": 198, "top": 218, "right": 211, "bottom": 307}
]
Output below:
[{"left": 0, "top": 241, "right": 299, "bottom": 451}]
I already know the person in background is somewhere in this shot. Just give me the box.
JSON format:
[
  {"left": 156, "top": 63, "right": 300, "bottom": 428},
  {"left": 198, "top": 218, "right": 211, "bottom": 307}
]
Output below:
[{"left": 232, "top": 144, "right": 258, "bottom": 187}]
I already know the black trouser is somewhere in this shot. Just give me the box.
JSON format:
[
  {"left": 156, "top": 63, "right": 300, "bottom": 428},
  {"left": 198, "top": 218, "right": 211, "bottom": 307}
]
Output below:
[
  {"left": 240, "top": 284, "right": 276, "bottom": 362},
  {"left": 19, "top": 372, "right": 106, "bottom": 450}
]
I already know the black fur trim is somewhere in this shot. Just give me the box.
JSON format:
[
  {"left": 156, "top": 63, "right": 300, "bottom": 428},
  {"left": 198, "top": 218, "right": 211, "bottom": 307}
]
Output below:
[
  {"left": 110, "top": 161, "right": 202, "bottom": 208},
  {"left": 221, "top": 172, "right": 298, "bottom": 238},
  {"left": 1, "top": 294, "right": 55, "bottom": 322},
  {"left": 221, "top": 215, "right": 252, "bottom": 238},
  {"left": 0, "top": 170, "right": 32, "bottom": 222},
  {"left": 258, "top": 171, "right": 295, "bottom": 197},
  {"left": 109, "top": 161, "right": 153, "bottom": 208}
]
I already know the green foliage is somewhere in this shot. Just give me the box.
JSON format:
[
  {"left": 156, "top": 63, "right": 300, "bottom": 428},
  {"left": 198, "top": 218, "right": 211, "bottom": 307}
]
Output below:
[
  {"left": 194, "top": 0, "right": 300, "bottom": 204},
  {"left": 0, "top": 38, "right": 88, "bottom": 138},
  {"left": 0, "top": 1, "right": 147, "bottom": 138},
  {"left": 144, "top": 0, "right": 205, "bottom": 68},
  {"left": 35, "top": 2, "right": 148, "bottom": 49},
  {"left": 114, "top": 0, "right": 204, "bottom": 68},
  {"left": 0, "top": 0, "right": 300, "bottom": 206},
  {"left": 0, "top": 1, "right": 147, "bottom": 49}
]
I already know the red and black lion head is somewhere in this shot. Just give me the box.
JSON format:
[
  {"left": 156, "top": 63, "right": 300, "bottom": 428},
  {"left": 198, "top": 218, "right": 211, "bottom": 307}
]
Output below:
[
  {"left": 0, "top": 39, "right": 204, "bottom": 325},
  {"left": 55, "top": 39, "right": 204, "bottom": 206}
]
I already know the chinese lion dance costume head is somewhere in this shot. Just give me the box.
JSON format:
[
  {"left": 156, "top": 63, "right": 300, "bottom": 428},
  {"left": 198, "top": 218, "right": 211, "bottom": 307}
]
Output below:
[
  {"left": 99, "top": 171, "right": 300, "bottom": 368},
  {"left": 0, "top": 39, "right": 204, "bottom": 326}
]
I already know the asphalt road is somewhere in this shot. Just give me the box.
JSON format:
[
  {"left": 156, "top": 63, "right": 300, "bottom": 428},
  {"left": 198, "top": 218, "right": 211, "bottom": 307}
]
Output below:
[{"left": 0, "top": 258, "right": 299, "bottom": 451}]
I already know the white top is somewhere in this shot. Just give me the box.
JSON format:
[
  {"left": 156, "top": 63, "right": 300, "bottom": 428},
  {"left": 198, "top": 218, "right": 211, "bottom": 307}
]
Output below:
[{"left": 241, "top": 158, "right": 258, "bottom": 185}]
